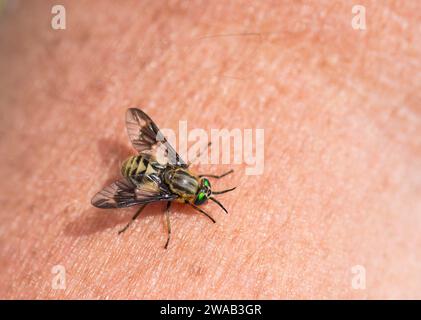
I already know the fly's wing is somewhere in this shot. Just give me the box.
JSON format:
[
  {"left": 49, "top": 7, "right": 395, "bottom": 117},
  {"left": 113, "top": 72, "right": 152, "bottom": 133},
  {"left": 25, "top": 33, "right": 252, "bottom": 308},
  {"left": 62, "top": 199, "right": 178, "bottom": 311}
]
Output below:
[
  {"left": 91, "top": 179, "right": 139, "bottom": 208},
  {"left": 91, "top": 177, "right": 177, "bottom": 209},
  {"left": 125, "top": 108, "right": 187, "bottom": 167}
]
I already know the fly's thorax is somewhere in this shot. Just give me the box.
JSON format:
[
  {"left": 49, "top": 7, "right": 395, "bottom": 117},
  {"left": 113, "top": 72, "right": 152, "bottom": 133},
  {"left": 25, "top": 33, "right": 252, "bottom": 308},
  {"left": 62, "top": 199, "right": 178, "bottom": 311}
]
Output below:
[{"left": 164, "top": 168, "right": 199, "bottom": 198}]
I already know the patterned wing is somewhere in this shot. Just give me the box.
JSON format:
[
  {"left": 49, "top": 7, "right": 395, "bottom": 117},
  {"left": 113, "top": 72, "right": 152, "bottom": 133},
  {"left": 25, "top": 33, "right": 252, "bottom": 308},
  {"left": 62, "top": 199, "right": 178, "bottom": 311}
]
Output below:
[
  {"left": 91, "top": 177, "right": 177, "bottom": 209},
  {"left": 125, "top": 108, "right": 187, "bottom": 167}
]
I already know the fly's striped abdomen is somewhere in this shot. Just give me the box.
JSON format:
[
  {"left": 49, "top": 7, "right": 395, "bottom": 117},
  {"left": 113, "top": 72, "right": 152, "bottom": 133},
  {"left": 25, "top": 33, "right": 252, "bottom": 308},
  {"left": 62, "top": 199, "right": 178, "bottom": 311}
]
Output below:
[{"left": 121, "top": 155, "right": 149, "bottom": 181}]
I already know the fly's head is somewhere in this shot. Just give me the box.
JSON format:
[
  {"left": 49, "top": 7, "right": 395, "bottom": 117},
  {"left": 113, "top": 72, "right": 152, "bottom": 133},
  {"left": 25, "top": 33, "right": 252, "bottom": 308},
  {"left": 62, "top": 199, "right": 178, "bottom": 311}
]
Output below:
[{"left": 194, "top": 178, "right": 211, "bottom": 205}]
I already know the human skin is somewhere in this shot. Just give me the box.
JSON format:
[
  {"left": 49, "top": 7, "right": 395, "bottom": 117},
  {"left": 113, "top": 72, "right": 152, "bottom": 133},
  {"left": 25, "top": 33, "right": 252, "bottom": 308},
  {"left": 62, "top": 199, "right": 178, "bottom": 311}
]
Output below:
[{"left": 0, "top": 0, "right": 420, "bottom": 299}]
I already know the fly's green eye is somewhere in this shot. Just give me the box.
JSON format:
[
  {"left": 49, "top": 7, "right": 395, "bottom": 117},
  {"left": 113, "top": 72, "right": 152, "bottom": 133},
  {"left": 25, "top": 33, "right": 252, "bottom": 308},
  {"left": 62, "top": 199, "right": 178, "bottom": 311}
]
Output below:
[
  {"left": 203, "top": 178, "right": 210, "bottom": 187},
  {"left": 194, "top": 192, "right": 207, "bottom": 205},
  {"left": 198, "top": 192, "right": 205, "bottom": 201}
]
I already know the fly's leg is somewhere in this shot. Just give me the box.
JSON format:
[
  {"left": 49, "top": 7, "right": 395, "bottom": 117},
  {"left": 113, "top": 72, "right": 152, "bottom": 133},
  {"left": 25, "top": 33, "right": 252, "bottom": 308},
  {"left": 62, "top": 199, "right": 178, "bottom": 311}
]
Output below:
[
  {"left": 118, "top": 204, "right": 147, "bottom": 234},
  {"left": 189, "top": 203, "right": 216, "bottom": 223},
  {"left": 164, "top": 202, "right": 172, "bottom": 249},
  {"left": 198, "top": 169, "right": 234, "bottom": 179},
  {"left": 187, "top": 142, "right": 212, "bottom": 167}
]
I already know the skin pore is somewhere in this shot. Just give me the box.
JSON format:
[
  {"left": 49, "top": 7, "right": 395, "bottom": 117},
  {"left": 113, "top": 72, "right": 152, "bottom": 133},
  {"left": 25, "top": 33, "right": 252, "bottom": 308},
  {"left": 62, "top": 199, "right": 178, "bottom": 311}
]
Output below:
[{"left": 0, "top": 1, "right": 420, "bottom": 299}]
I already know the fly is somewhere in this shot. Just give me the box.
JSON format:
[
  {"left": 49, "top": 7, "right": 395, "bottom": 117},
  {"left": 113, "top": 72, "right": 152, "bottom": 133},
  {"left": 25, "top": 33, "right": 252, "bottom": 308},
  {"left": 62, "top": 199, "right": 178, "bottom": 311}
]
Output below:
[{"left": 91, "top": 108, "right": 236, "bottom": 249}]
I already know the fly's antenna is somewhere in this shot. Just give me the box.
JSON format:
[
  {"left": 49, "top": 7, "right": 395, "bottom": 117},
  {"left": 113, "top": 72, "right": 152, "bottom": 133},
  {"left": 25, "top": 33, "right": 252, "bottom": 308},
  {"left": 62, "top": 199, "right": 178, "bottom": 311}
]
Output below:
[
  {"left": 209, "top": 197, "right": 228, "bottom": 214},
  {"left": 212, "top": 187, "right": 236, "bottom": 195}
]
